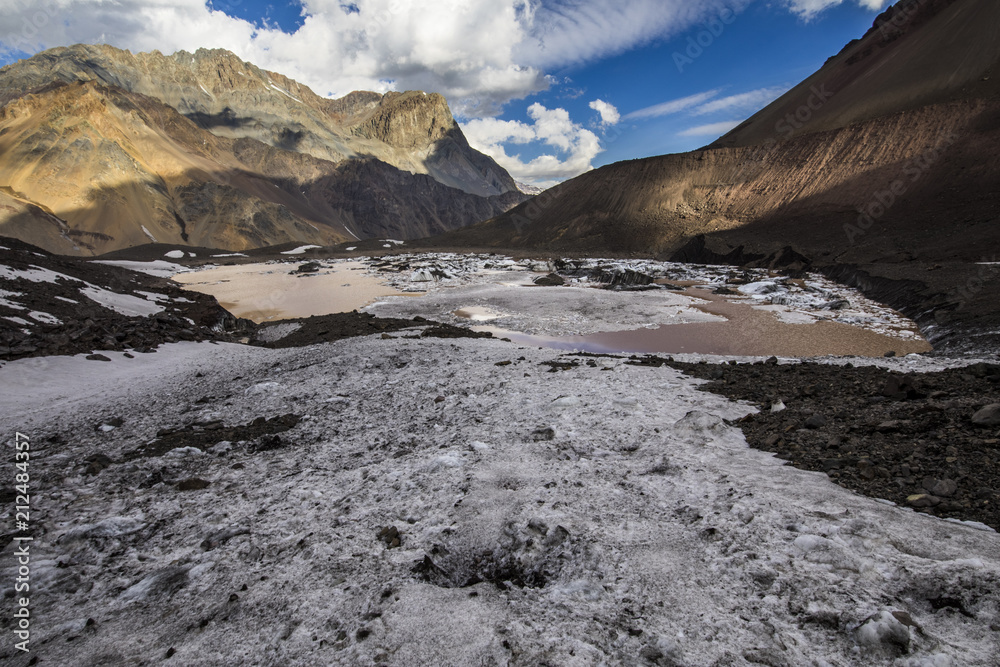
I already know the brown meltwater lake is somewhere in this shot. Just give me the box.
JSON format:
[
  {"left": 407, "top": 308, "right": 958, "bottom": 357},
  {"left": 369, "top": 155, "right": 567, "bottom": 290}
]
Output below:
[
  {"left": 470, "top": 288, "right": 932, "bottom": 358},
  {"left": 173, "top": 261, "right": 421, "bottom": 323}
]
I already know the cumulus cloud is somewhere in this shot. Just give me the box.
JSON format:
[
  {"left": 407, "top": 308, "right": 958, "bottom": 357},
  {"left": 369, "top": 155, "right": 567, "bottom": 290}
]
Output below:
[
  {"left": 677, "top": 120, "right": 743, "bottom": 137},
  {"left": 462, "top": 103, "right": 601, "bottom": 187},
  {"left": 786, "top": 0, "right": 888, "bottom": 20},
  {"left": 589, "top": 99, "right": 621, "bottom": 126}
]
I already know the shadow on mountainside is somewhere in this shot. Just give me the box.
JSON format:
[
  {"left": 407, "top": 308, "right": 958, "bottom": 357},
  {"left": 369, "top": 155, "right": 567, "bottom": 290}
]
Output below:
[{"left": 0, "top": 158, "right": 529, "bottom": 256}]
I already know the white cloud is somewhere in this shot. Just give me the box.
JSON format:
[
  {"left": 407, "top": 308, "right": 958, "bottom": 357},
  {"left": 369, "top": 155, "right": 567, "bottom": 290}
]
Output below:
[
  {"left": 589, "top": 99, "right": 620, "bottom": 126},
  {"left": 677, "top": 120, "right": 743, "bottom": 137},
  {"left": 0, "top": 0, "right": 889, "bottom": 184},
  {"left": 0, "top": 0, "right": 746, "bottom": 117},
  {"left": 623, "top": 90, "right": 721, "bottom": 121},
  {"left": 786, "top": 0, "right": 888, "bottom": 20},
  {"left": 461, "top": 103, "right": 601, "bottom": 187},
  {"left": 692, "top": 86, "right": 788, "bottom": 115},
  {"left": 515, "top": 1, "right": 736, "bottom": 69}
]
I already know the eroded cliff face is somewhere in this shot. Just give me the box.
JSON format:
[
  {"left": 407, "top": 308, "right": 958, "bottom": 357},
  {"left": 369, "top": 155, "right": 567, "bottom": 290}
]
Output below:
[{"left": 0, "top": 46, "right": 527, "bottom": 255}]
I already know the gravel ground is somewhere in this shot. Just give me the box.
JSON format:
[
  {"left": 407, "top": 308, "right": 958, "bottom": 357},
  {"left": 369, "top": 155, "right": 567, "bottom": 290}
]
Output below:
[{"left": 659, "top": 357, "right": 1000, "bottom": 531}]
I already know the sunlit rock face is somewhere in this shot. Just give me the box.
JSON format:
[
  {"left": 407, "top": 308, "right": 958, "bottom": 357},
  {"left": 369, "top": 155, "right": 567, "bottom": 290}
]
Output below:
[{"left": 0, "top": 44, "right": 527, "bottom": 255}]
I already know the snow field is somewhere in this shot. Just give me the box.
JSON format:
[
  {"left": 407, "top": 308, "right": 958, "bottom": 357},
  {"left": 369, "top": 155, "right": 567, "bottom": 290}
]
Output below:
[{"left": 1, "top": 336, "right": 997, "bottom": 665}]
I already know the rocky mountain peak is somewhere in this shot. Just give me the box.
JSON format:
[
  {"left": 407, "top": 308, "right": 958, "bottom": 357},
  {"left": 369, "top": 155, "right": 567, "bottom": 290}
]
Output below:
[
  {"left": 0, "top": 44, "right": 528, "bottom": 255},
  {"left": 353, "top": 91, "right": 456, "bottom": 150}
]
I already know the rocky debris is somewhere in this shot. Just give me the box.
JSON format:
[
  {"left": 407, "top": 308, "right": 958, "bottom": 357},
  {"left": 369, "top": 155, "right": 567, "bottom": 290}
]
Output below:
[
  {"left": 412, "top": 521, "right": 571, "bottom": 591},
  {"left": 176, "top": 478, "right": 211, "bottom": 491},
  {"left": 854, "top": 611, "right": 911, "bottom": 655},
  {"left": 377, "top": 526, "right": 402, "bottom": 549},
  {"left": 251, "top": 311, "right": 491, "bottom": 348},
  {"left": 126, "top": 413, "right": 301, "bottom": 459},
  {"left": 972, "top": 404, "right": 1000, "bottom": 426},
  {"left": 200, "top": 525, "right": 251, "bottom": 551},
  {"left": 663, "top": 357, "right": 1000, "bottom": 530},
  {"left": 295, "top": 262, "right": 321, "bottom": 274},
  {"left": 532, "top": 273, "right": 565, "bottom": 286},
  {"left": 882, "top": 374, "right": 925, "bottom": 400},
  {"left": 0, "top": 238, "right": 254, "bottom": 362},
  {"left": 420, "top": 324, "right": 494, "bottom": 340}
]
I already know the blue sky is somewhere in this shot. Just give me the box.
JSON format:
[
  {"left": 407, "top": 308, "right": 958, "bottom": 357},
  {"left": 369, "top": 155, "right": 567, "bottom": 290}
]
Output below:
[{"left": 0, "top": 1, "right": 889, "bottom": 186}]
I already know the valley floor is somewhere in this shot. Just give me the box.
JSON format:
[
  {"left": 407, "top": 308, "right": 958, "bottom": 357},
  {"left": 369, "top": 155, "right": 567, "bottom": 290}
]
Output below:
[{"left": 1, "top": 336, "right": 998, "bottom": 666}]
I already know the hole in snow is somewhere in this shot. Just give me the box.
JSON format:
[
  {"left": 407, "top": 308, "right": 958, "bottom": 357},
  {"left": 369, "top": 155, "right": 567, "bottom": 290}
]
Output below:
[{"left": 412, "top": 523, "right": 572, "bottom": 590}]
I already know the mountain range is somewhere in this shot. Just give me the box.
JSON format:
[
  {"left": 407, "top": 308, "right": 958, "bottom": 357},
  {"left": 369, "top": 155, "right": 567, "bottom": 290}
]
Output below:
[{"left": 0, "top": 44, "right": 528, "bottom": 255}]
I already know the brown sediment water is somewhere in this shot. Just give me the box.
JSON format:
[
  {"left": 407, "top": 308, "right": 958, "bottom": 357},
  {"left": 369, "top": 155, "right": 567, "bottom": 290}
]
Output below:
[
  {"left": 173, "top": 262, "right": 421, "bottom": 323},
  {"left": 452, "top": 306, "right": 504, "bottom": 321},
  {"left": 471, "top": 288, "right": 932, "bottom": 358}
]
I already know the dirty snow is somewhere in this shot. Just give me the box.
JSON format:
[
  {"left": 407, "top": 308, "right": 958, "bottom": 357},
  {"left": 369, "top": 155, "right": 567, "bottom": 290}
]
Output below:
[
  {"left": 281, "top": 245, "right": 322, "bottom": 255},
  {"left": 370, "top": 281, "right": 723, "bottom": 336},
  {"left": 0, "top": 264, "right": 76, "bottom": 284},
  {"left": 365, "top": 254, "right": 926, "bottom": 344},
  {"left": 0, "top": 288, "right": 24, "bottom": 310},
  {"left": 2, "top": 336, "right": 997, "bottom": 665},
  {"left": 164, "top": 250, "right": 187, "bottom": 259},
  {"left": 91, "top": 260, "right": 192, "bottom": 278},
  {"left": 268, "top": 81, "right": 303, "bottom": 104},
  {"left": 28, "top": 310, "right": 61, "bottom": 325},
  {"left": 79, "top": 286, "right": 166, "bottom": 317}
]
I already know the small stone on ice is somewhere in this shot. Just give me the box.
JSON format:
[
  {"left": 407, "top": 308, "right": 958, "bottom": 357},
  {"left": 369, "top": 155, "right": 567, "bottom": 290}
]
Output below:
[
  {"left": 907, "top": 494, "right": 940, "bottom": 508},
  {"left": 550, "top": 396, "right": 581, "bottom": 408},
  {"left": 854, "top": 610, "right": 910, "bottom": 652}
]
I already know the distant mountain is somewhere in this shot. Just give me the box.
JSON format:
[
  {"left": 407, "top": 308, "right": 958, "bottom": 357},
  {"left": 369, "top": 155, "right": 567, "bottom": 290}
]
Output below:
[
  {"left": 0, "top": 44, "right": 527, "bottom": 255},
  {"left": 431, "top": 0, "right": 1000, "bottom": 351}
]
